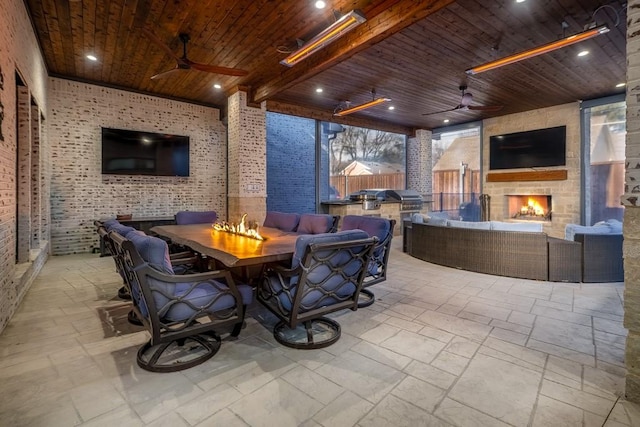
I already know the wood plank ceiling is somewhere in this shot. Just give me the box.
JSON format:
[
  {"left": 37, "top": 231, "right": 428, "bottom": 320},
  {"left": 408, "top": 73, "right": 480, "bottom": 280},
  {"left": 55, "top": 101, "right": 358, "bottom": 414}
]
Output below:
[{"left": 25, "top": 0, "right": 626, "bottom": 133}]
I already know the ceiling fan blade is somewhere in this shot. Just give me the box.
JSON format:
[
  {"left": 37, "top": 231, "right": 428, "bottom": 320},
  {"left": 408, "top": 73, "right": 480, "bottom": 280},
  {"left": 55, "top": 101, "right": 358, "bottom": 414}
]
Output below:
[
  {"left": 150, "top": 66, "right": 183, "bottom": 80},
  {"left": 186, "top": 60, "right": 248, "bottom": 76},
  {"left": 468, "top": 105, "right": 504, "bottom": 112},
  {"left": 422, "top": 105, "right": 463, "bottom": 116},
  {"left": 142, "top": 28, "right": 186, "bottom": 64}
]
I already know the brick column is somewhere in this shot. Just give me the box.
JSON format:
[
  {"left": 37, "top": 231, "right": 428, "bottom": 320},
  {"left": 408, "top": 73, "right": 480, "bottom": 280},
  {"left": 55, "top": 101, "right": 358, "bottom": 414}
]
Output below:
[
  {"left": 16, "top": 86, "right": 31, "bottom": 263},
  {"left": 624, "top": 0, "right": 640, "bottom": 403},
  {"left": 30, "top": 104, "right": 40, "bottom": 248},
  {"left": 407, "top": 129, "right": 432, "bottom": 196},
  {"left": 226, "top": 90, "right": 267, "bottom": 223}
]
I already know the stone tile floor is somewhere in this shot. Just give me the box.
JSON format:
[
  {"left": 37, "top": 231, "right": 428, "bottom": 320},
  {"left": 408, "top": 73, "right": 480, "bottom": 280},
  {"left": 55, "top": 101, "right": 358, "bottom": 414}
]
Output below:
[{"left": 1, "top": 240, "right": 640, "bottom": 426}]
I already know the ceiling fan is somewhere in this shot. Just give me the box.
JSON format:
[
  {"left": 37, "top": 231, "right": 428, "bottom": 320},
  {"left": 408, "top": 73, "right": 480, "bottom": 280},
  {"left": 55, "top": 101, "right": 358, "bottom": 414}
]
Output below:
[
  {"left": 142, "top": 29, "right": 248, "bottom": 80},
  {"left": 422, "top": 85, "right": 503, "bottom": 116}
]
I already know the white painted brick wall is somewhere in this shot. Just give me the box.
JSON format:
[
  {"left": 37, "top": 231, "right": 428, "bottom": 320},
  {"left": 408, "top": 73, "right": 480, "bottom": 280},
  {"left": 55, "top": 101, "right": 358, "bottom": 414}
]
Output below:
[
  {"left": 407, "top": 129, "right": 433, "bottom": 195},
  {"left": 47, "top": 78, "right": 227, "bottom": 255},
  {"left": 0, "top": 0, "right": 50, "bottom": 333}
]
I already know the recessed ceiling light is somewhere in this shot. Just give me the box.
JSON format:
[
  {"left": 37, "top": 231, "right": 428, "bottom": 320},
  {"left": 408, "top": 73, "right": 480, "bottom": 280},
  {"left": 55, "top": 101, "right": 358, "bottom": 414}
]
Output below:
[
  {"left": 616, "top": 82, "right": 626, "bottom": 88},
  {"left": 86, "top": 54, "right": 97, "bottom": 61},
  {"left": 443, "top": 119, "right": 450, "bottom": 123},
  {"left": 315, "top": 0, "right": 326, "bottom": 9},
  {"left": 213, "top": 83, "right": 222, "bottom": 89},
  {"left": 577, "top": 50, "right": 589, "bottom": 57},
  {"left": 388, "top": 106, "right": 395, "bottom": 110},
  {"left": 316, "top": 87, "right": 323, "bottom": 93},
  {"left": 516, "top": 0, "right": 526, "bottom": 3}
]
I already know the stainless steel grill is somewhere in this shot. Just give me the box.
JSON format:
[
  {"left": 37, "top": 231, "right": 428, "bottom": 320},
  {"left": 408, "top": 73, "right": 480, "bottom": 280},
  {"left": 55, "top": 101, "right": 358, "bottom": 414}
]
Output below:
[
  {"left": 383, "top": 189, "right": 423, "bottom": 212},
  {"left": 348, "top": 189, "right": 423, "bottom": 212}
]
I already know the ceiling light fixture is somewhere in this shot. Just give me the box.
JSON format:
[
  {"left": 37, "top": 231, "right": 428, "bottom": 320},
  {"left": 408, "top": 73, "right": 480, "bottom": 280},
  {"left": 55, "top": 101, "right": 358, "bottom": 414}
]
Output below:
[
  {"left": 577, "top": 50, "right": 589, "bottom": 57},
  {"left": 315, "top": 0, "right": 326, "bottom": 9},
  {"left": 388, "top": 106, "right": 395, "bottom": 110},
  {"left": 280, "top": 10, "right": 366, "bottom": 67},
  {"left": 334, "top": 89, "right": 390, "bottom": 117},
  {"left": 86, "top": 54, "right": 97, "bottom": 61},
  {"left": 316, "top": 87, "right": 323, "bottom": 93},
  {"left": 466, "top": 24, "right": 609, "bottom": 75},
  {"left": 213, "top": 83, "right": 222, "bottom": 89},
  {"left": 616, "top": 83, "right": 626, "bottom": 88}
]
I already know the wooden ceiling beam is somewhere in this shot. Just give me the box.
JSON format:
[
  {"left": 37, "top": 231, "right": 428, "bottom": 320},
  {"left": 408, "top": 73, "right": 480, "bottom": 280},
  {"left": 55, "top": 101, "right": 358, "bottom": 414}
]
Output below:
[
  {"left": 267, "top": 100, "right": 415, "bottom": 136},
  {"left": 252, "top": 0, "right": 455, "bottom": 104}
]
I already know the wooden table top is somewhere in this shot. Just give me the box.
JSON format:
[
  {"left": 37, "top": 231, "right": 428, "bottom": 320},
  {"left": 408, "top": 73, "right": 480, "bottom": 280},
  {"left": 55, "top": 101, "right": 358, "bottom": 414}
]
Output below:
[{"left": 150, "top": 224, "right": 299, "bottom": 268}]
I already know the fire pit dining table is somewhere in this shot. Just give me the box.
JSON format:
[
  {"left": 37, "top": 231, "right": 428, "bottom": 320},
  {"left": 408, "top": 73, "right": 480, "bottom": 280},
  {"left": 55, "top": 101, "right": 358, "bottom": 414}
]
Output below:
[{"left": 150, "top": 223, "right": 299, "bottom": 273}]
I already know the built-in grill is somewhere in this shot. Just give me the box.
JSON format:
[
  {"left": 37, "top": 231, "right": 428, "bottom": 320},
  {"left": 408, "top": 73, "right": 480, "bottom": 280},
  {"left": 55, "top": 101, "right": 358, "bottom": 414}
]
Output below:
[
  {"left": 383, "top": 189, "right": 424, "bottom": 212},
  {"left": 348, "top": 189, "right": 424, "bottom": 212}
]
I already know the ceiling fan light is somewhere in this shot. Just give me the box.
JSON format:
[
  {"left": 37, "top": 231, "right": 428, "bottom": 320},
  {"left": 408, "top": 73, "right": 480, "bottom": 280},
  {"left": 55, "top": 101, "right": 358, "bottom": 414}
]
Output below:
[
  {"left": 466, "top": 25, "right": 609, "bottom": 75},
  {"left": 281, "top": 10, "right": 366, "bottom": 67},
  {"left": 334, "top": 97, "right": 390, "bottom": 116}
]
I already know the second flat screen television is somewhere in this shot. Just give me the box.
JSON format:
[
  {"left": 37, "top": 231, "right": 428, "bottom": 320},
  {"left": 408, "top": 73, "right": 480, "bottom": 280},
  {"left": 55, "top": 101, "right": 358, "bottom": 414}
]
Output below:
[
  {"left": 489, "top": 126, "right": 566, "bottom": 170},
  {"left": 102, "top": 127, "right": 190, "bottom": 176}
]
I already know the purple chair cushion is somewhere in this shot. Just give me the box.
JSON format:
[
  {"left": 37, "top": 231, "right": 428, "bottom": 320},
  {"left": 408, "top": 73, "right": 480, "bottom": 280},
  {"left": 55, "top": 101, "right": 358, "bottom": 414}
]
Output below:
[
  {"left": 297, "top": 214, "right": 334, "bottom": 234},
  {"left": 263, "top": 211, "right": 300, "bottom": 232},
  {"left": 175, "top": 210, "right": 218, "bottom": 225},
  {"left": 341, "top": 215, "right": 393, "bottom": 276},
  {"left": 128, "top": 233, "right": 174, "bottom": 274},
  {"left": 102, "top": 219, "right": 121, "bottom": 231},
  {"left": 273, "top": 229, "right": 370, "bottom": 311},
  {"left": 151, "top": 280, "right": 253, "bottom": 322},
  {"left": 110, "top": 224, "right": 137, "bottom": 236}
]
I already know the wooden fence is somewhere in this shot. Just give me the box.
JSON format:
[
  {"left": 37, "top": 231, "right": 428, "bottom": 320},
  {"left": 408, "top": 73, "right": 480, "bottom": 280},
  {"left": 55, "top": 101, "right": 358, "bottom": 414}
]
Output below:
[{"left": 330, "top": 173, "right": 405, "bottom": 197}]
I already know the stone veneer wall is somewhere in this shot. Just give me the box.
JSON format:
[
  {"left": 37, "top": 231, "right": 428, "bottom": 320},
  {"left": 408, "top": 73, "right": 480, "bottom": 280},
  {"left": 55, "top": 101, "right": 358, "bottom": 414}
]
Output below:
[
  {"left": 624, "top": 0, "right": 640, "bottom": 403},
  {"left": 0, "top": 0, "right": 50, "bottom": 333},
  {"left": 482, "top": 103, "right": 581, "bottom": 238},
  {"left": 47, "top": 78, "right": 227, "bottom": 255},
  {"left": 407, "top": 129, "right": 433, "bottom": 196},
  {"left": 227, "top": 91, "right": 267, "bottom": 223}
]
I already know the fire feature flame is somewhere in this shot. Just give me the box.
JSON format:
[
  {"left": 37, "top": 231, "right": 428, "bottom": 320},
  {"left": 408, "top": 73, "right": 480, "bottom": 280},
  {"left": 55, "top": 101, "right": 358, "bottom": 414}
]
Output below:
[
  {"left": 520, "top": 198, "right": 546, "bottom": 217},
  {"left": 213, "top": 213, "right": 265, "bottom": 240}
]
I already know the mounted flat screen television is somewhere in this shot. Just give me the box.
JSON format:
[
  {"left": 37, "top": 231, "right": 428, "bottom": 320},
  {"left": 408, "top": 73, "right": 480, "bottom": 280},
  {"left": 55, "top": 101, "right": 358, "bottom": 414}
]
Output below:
[
  {"left": 489, "top": 126, "right": 566, "bottom": 170},
  {"left": 101, "top": 128, "right": 190, "bottom": 176}
]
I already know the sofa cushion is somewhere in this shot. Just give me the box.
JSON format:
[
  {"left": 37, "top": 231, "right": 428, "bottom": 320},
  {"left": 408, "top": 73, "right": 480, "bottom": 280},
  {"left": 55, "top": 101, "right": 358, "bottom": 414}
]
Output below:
[
  {"left": 565, "top": 219, "right": 623, "bottom": 241},
  {"left": 490, "top": 221, "right": 543, "bottom": 233},
  {"left": 413, "top": 212, "right": 449, "bottom": 226},
  {"left": 263, "top": 211, "right": 300, "bottom": 232},
  {"left": 297, "top": 213, "right": 334, "bottom": 234},
  {"left": 447, "top": 220, "right": 491, "bottom": 230}
]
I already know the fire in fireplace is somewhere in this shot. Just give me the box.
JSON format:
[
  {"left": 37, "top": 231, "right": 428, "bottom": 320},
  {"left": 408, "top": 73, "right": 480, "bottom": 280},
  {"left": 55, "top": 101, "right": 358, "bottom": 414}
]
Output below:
[{"left": 506, "top": 195, "right": 552, "bottom": 221}]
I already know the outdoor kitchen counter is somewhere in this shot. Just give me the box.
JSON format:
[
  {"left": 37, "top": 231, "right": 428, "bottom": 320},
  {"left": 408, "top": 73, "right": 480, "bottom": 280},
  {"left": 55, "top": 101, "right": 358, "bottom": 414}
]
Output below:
[{"left": 321, "top": 200, "right": 407, "bottom": 235}]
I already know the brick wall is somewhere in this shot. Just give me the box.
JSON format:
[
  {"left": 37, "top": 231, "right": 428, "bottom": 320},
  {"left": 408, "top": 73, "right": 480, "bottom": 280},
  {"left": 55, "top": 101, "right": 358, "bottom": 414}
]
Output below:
[
  {"left": 482, "top": 103, "right": 581, "bottom": 238},
  {"left": 266, "top": 112, "right": 316, "bottom": 213},
  {"left": 624, "top": 0, "right": 640, "bottom": 403},
  {"left": 47, "top": 78, "right": 227, "bottom": 255},
  {"left": 227, "top": 91, "right": 267, "bottom": 223},
  {"left": 407, "top": 129, "right": 433, "bottom": 195},
  {"left": 0, "top": 0, "right": 50, "bottom": 333}
]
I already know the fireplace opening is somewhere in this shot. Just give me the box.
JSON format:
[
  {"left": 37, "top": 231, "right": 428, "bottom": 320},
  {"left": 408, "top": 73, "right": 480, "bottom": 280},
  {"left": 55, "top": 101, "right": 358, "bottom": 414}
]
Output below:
[{"left": 506, "top": 195, "right": 552, "bottom": 221}]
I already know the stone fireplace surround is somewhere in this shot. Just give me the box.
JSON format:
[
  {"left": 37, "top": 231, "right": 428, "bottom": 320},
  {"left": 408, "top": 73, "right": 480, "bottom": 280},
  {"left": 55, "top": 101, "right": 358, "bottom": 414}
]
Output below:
[{"left": 482, "top": 103, "right": 581, "bottom": 239}]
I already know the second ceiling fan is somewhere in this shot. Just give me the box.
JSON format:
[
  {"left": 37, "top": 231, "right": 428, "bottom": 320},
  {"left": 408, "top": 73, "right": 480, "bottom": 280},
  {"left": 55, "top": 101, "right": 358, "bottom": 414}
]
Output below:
[
  {"left": 143, "top": 29, "right": 248, "bottom": 80},
  {"left": 423, "top": 85, "right": 503, "bottom": 116}
]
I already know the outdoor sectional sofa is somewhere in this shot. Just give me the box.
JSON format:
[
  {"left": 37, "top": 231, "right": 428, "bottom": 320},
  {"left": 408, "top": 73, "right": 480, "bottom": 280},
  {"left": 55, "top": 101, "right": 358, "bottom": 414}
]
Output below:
[{"left": 404, "top": 216, "right": 623, "bottom": 283}]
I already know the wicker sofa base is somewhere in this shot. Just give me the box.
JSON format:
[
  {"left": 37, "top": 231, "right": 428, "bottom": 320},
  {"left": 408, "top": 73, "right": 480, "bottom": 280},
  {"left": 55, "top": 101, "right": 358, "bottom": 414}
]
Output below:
[{"left": 407, "top": 222, "right": 622, "bottom": 283}]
